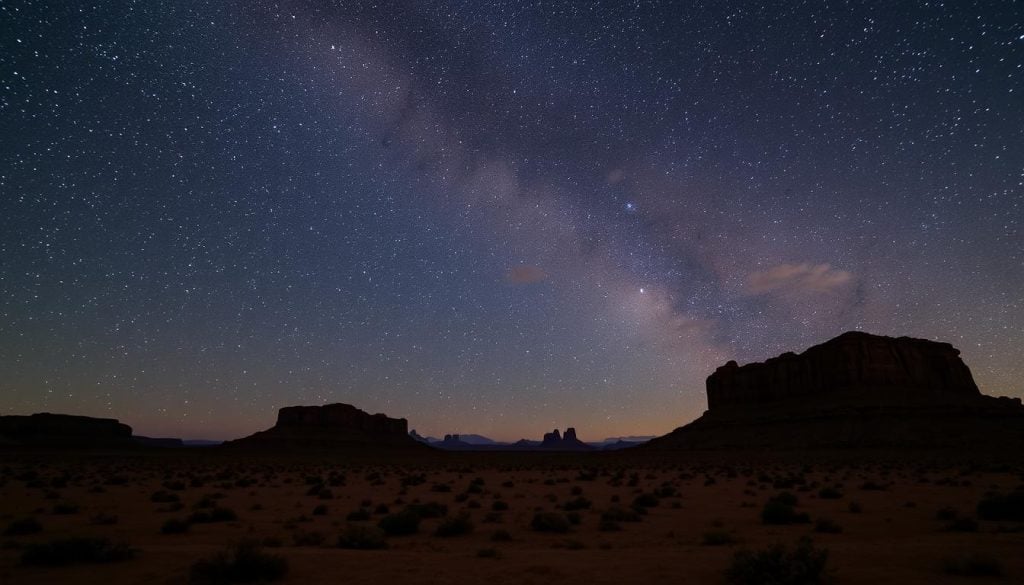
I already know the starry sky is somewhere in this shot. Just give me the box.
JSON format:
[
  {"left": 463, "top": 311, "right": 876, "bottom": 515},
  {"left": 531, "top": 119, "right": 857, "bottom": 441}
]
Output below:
[{"left": 1, "top": 1, "right": 1022, "bottom": 441}]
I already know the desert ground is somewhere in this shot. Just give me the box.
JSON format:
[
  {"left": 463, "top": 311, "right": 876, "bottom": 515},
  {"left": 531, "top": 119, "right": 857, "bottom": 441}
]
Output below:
[{"left": 1, "top": 450, "right": 1022, "bottom": 584}]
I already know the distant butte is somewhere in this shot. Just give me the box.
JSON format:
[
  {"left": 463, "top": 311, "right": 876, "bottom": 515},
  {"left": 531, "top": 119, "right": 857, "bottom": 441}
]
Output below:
[
  {"left": 647, "top": 331, "right": 1024, "bottom": 450},
  {"left": 224, "top": 403, "right": 431, "bottom": 450}
]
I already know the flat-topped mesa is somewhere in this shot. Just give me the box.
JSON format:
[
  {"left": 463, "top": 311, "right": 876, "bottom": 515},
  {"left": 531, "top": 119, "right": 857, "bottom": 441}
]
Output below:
[
  {"left": 0, "top": 413, "right": 133, "bottom": 447},
  {"left": 706, "top": 331, "right": 981, "bottom": 413},
  {"left": 226, "top": 403, "right": 426, "bottom": 450},
  {"left": 275, "top": 403, "right": 408, "bottom": 436}
]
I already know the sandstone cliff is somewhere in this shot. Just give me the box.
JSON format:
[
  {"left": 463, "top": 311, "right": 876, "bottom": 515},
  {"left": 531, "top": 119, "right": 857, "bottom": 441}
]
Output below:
[
  {"left": 648, "top": 332, "right": 1024, "bottom": 450},
  {"left": 0, "top": 413, "right": 134, "bottom": 447},
  {"left": 226, "top": 403, "right": 429, "bottom": 450}
]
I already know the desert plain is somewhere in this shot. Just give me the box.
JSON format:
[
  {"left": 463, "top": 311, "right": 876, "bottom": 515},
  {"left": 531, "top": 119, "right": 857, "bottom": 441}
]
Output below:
[{"left": 1, "top": 450, "right": 1022, "bottom": 585}]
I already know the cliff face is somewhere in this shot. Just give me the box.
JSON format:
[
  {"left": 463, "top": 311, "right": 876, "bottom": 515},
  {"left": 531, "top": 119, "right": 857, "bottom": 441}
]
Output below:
[
  {"left": 275, "top": 404, "right": 408, "bottom": 435},
  {"left": 0, "top": 413, "right": 133, "bottom": 447},
  {"left": 648, "top": 332, "right": 1024, "bottom": 451},
  {"left": 227, "top": 403, "right": 425, "bottom": 450},
  {"left": 706, "top": 331, "right": 981, "bottom": 413}
]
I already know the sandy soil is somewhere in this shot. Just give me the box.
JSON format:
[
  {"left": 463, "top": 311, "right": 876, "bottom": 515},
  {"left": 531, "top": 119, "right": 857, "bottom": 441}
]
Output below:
[{"left": 0, "top": 450, "right": 1021, "bottom": 584}]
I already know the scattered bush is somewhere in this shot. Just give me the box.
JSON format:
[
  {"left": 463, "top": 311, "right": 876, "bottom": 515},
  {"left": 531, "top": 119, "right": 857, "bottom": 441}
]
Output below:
[
  {"left": 337, "top": 525, "right": 388, "bottom": 550},
  {"left": 346, "top": 508, "right": 371, "bottom": 521},
  {"left": 491, "top": 529, "right": 512, "bottom": 542},
  {"left": 601, "top": 507, "right": 642, "bottom": 523},
  {"left": 150, "top": 491, "right": 180, "bottom": 504},
  {"left": 52, "top": 502, "right": 80, "bottom": 515},
  {"left": 632, "top": 493, "right": 660, "bottom": 509},
  {"left": 531, "top": 512, "right": 571, "bottom": 533},
  {"left": 942, "top": 552, "right": 1004, "bottom": 577},
  {"left": 562, "top": 496, "right": 592, "bottom": 511},
  {"left": 405, "top": 502, "right": 448, "bottom": 519},
  {"left": 817, "top": 487, "right": 843, "bottom": 500},
  {"left": 4, "top": 517, "right": 42, "bottom": 536},
  {"left": 189, "top": 507, "right": 237, "bottom": 524},
  {"left": 162, "top": 518, "right": 191, "bottom": 534},
  {"left": 378, "top": 510, "right": 420, "bottom": 536},
  {"left": 977, "top": 490, "right": 1024, "bottom": 521},
  {"left": 814, "top": 518, "right": 843, "bottom": 534},
  {"left": 91, "top": 513, "right": 119, "bottom": 526},
  {"left": 435, "top": 513, "right": 474, "bottom": 537},
  {"left": 761, "top": 500, "right": 810, "bottom": 525},
  {"left": 291, "top": 530, "right": 325, "bottom": 547},
  {"left": 21, "top": 537, "right": 135, "bottom": 567},
  {"left": 726, "top": 537, "right": 831, "bottom": 585},
  {"left": 189, "top": 541, "right": 287, "bottom": 584},
  {"left": 477, "top": 547, "right": 501, "bottom": 559},
  {"left": 702, "top": 530, "right": 738, "bottom": 545}
]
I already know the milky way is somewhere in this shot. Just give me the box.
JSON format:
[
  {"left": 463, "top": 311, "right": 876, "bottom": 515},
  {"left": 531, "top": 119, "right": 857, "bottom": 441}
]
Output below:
[{"left": 2, "top": 1, "right": 1021, "bottom": 441}]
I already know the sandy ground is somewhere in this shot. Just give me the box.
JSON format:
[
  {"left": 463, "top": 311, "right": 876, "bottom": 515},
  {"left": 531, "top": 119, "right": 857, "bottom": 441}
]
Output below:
[{"left": 0, "top": 450, "right": 1021, "bottom": 584}]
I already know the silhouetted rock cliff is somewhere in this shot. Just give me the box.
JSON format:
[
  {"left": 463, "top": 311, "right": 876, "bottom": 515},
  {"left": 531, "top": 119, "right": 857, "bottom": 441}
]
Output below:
[
  {"left": 648, "top": 332, "right": 1024, "bottom": 451},
  {"left": 539, "top": 427, "right": 594, "bottom": 451},
  {"left": 0, "top": 413, "right": 134, "bottom": 447},
  {"left": 226, "top": 403, "right": 429, "bottom": 450}
]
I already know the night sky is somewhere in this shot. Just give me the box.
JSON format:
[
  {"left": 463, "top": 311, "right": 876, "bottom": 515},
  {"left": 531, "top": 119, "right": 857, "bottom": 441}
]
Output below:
[{"left": 2, "top": 1, "right": 1022, "bottom": 441}]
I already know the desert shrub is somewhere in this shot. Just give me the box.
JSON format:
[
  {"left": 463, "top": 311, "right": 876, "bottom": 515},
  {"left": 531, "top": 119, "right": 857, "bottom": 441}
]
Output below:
[
  {"left": 431, "top": 483, "right": 452, "bottom": 492},
  {"left": 726, "top": 537, "right": 831, "bottom": 585},
  {"left": 817, "top": 487, "right": 842, "bottom": 500},
  {"left": 312, "top": 504, "right": 328, "bottom": 516},
  {"left": 531, "top": 512, "right": 570, "bottom": 533},
  {"left": 162, "top": 518, "right": 191, "bottom": 534},
  {"left": 702, "top": 530, "right": 738, "bottom": 545},
  {"left": 771, "top": 492, "right": 799, "bottom": 506},
  {"left": 189, "top": 507, "right": 237, "bottom": 524},
  {"left": 477, "top": 547, "right": 501, "bottom": 558},
  {"left": 599, "top": 520, "right": 622, "bottom": 532},
  {"left": 189, "top": 541, "right": 287, "bottom": 584},
  {"left": 405, "top": 502, "right": 448, "bottom": 519},
  {"left": 632, "top": 493, "right": 660, "bottom": 509},
  {"left": 21, "top": 537, "right": 134, "bottom": 567},
  {"left": 562, "top": 496, "right": 592, "bottom": 511},
  {"left": 602, "top": 506, "right": 642, "bottom": 522},
  {"left": 4, "top": 517, "right": 42, "bottom": 536},
  {"left": 435, "top": 513, "right": 474, "bottom": 537},
  {"left": 378, "top": 510, "right": 420, "bottom": 536},
  {"left": 942, "top": 552, "right": 1004, "bottom": 577},
  {"left": 762, "top": 501, "right": 810, "bottom": 525},
  {"left": 566, "top": 511, "right": 582, "bottom": 525},
  {"left": 346, "top": 508, "right": 371, "bottom": 521},
  {"left": 151, "top": 491, "right": 180, "bottom": 504},
  {"left": 291, "top": 530, "right": 325, "bottom": 547},
  {"left": 91, "top": 512, "right": 119, "bottom": 525},
  {"left": 935, "top": 507, "right": 959, "bottom": 521},
  {"left": 52, "top": 502, "right": 80, "bottom": 515},
  {"left": 491, "top": 529, "right": 512, "bottom": 541},
  {"left": 814, "top": 518, "right": 843, "bottom": 534},
  {"left": 847, "top": 501, "right": 863, "bottom": 514},
  {"left": 976, "top": 489, "right": 1024, "bottom": 521},
  {"left": 337, "top": 525, "right": 388, "bottom": 550},
  {"left": 491, "top": 500, "right": 509, "bottom": 511},
  {"left": 374, "top": 503, "right": 390, "bottom": 515},
  {"left": 945, "top": 516, "right": 979, "bottom": 532}
]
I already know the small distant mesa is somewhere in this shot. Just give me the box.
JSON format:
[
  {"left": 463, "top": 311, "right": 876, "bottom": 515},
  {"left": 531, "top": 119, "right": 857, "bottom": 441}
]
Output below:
[{"left": 647, "top": 331, "right": 1024, "bottom": 451}]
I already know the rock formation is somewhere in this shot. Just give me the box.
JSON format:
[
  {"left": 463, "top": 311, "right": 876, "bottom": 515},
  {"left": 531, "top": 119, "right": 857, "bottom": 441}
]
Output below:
[
  {"left": 225, "top": 403, "right": 429, "bottom": 450},
  {"left": 539, "top": 427, "right": 594, "bottom": 451},
  {"left": 0, "top": 413, "right": 134, "bottom": 447},
  {"left": 647, "top": 332, "right": 1024, "bottom": 451}
]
